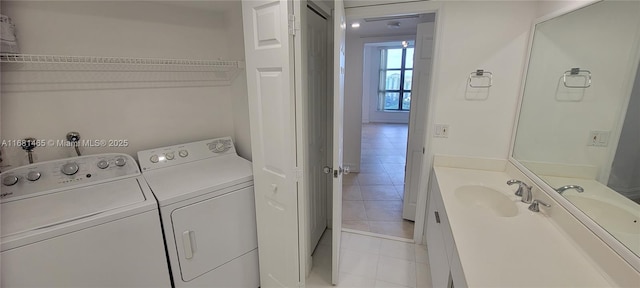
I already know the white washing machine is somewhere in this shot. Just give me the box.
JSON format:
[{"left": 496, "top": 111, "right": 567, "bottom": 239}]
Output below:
[
  {"left": 137, "top": 137, "right": 259, "bottom": 288},
  {"left": 0, "top": 153, "right": 171, "bottom": 287}
]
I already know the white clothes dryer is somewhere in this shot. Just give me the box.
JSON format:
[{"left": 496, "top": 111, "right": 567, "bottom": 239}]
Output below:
[
  {"left": 137, "top": 137, "right": 259, "bottom": 288},
  {"left": 0, "top": 153, "right": 171, "bottom": 287}
]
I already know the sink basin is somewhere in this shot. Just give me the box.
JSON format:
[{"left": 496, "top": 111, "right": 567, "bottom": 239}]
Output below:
[
  {"left": 565, "top": 196, "right": 639, "bottom": 234},
  {"left": 455, "top": 185, "right": 518, "bottom": 217}
]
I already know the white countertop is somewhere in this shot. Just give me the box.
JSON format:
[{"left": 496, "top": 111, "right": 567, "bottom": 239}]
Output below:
[
  {"left": 434, "top": 166, "right": 613, "bottom": 287},
  {"left": 539, "top": 175, "right": 640, "bottom": 256}
]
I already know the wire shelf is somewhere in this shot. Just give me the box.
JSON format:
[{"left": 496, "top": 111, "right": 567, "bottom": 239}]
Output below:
[
  {"left": 0, "top": 53, "right": 245, "bottom": 89},
  {"left": 0, "top": 53, "right": 244, "bottom": 68}
]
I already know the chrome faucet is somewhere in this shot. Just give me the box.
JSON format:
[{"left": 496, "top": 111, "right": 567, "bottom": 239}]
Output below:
[
  {"left": 555, "top": 185, "right": 584, "bottom": 194},
  {"left": 507, "top": 179, "right": 533, "bottom": 204}
]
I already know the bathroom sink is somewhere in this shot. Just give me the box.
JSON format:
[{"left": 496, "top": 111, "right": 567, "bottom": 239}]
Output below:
[
  {"left": 565, "top": 196, "right": 639, "bottom": 234},
  {"left": 455, "top": 185, "right": 518, "bottom": 217}
]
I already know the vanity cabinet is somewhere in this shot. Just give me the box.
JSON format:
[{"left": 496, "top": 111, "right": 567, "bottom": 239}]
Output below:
[{"left": 426, "top": 171, "right": 467, "bottom": 288}]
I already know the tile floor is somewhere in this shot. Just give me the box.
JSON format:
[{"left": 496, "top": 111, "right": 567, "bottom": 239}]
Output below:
[
  {"left": 306, "top": 230, "right": 431, "bottom": 288},
  {"left": 343, "top": 123, "right": 414, "bottom": 239}
]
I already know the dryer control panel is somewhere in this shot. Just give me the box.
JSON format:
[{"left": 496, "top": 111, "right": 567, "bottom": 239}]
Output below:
[
  {"left": 0, "top": 153, "right": 140, "bottom": 202},
  {"left": 137, "top": 136, "right": 238, "bottom": 172}
]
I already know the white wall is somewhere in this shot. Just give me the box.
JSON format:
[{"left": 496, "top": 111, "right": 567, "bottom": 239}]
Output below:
[
  {"left": 0, "top": 1, "right": 251, "bottom": 168},
  {"left": 429, "top": 1, "right": 537, "bottom": 159},
  {"left": 535, "top": 0, "right": 591, "bottom": 18},
  {"left": 512, "top": 1, "right": 640, "bottom": 180}
]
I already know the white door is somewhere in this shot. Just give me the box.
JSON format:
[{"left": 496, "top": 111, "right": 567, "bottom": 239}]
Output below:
[
  {"left": 242, "top": 1, "right": 304, "bottom": 287},
  {"left": 307, "top": 6, "right": 329, "bottom": 253},
  {"left": 331, "top": 0, "right": 346, "bottom": 285},
  {"left": 403, "top": 22, "right": 434, "bottom": 221}
]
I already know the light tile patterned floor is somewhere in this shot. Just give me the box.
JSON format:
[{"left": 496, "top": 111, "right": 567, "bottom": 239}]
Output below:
[
  {"left": 306, "top": 231, "right": 431, "bottom": 288},
  {"left": 343, "top": 123, "right": 414, "bottom": 239}
]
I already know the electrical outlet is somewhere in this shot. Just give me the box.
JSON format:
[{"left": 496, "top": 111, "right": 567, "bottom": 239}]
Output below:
[
  {"left": 434, "top": 124, "right": 449, "bottom": 138},
  {"left": 588, "top": 131, "right": 610, "bottom": 147}
]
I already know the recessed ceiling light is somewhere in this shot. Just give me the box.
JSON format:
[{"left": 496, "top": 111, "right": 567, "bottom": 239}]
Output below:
[{"left": 351, "top": 22, "right": 360, "bottom": 28}]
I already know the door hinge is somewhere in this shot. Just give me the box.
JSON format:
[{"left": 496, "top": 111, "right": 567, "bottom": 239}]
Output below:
[
  {"left": 288, "top": 14, "right": 296, "bottom": 36},
  {"left": 422, "top": 147, "right": 425, "bottom": 154}
]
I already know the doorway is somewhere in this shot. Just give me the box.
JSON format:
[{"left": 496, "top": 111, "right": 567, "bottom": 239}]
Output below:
[{"left": 341, "top": 13, "right": 435, "bottom": 239}]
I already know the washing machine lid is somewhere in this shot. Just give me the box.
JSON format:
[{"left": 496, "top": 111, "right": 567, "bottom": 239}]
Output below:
[
  {"left": 1, "top": 178, "right": 146, "bottom": 237},
  {"left": 142, "top": 155, "right": 253, "bottom": 206}
]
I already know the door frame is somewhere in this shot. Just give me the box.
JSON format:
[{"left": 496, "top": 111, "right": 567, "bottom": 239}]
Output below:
[{"left": 344, "top": 1, "right": 444, "bottom": 244}]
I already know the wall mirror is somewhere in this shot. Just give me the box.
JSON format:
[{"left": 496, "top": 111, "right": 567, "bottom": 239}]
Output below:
[{"left": 512, "top": 0, "right": 640, "bottom": 263}]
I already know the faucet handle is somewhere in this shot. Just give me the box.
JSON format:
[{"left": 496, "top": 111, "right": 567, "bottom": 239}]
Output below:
[
  {"left": 528, "top": 200, "right": 551, "bottom": 212},
  {"left": 507, "top": 179, "right": 531, "bottom": 197}
]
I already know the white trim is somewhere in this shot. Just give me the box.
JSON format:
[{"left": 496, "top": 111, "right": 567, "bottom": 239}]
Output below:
[
  {"left": 508, "top": 0, "right": 640, "bottom": 272},
  {"left": 345, "top": 1, "right": 442, "bottom": 245}
]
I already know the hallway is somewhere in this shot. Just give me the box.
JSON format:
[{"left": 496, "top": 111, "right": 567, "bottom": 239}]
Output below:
[{"left": 342, "top": 123, "right": 414, "bottom": 239}]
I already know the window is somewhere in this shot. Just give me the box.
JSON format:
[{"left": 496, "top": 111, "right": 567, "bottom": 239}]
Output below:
[{"left": 379, "top": 47, "right": 414, "bottom": 111}]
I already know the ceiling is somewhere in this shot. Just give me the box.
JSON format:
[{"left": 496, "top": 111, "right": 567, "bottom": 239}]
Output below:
[
  {"left": 344, "top": 0, "right": 429, "bottom": 9},
  {"left": 347, "top": 13, "right": 434, "bottom": 37},
  {"left": 159, "top": 0, "right": 240, "bottom": 12}
]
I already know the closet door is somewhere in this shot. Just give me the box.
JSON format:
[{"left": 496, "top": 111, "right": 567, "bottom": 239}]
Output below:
[{"left": 242, "top": 0, "right": 306, "bottom": 286}]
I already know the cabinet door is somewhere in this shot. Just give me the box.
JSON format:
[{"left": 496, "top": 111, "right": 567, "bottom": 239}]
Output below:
[
  {"left": 426, "top": 174, "right": 450, "bottom": 288},
  {"left": 433, "top": 180, "right": 467, "bottom": 288}
]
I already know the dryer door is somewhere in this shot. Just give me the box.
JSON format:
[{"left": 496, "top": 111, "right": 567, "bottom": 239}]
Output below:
[{"left": 171, "top": 186, "right": 258, "bottom": 282}]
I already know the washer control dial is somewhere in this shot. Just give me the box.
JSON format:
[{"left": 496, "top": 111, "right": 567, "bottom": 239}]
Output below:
[
  {"left": 97, "top": 160, "right": 109, "bottom": 169},
  {"left": 3, "top": 175, "right": 19, "bottom": 186},
  {"left": 61, "top": 163, "right": 80, "bottom": 176},
  {"left": 114, "top": 157, "right": 127, "bottom": 167},
  {"left": 150, "top": 155, "right": 159, "bottom": 163},
  {"left": 165, "top": 152, "right": 175, "bottom": 160},
  {"left": 26, "top": 171, "right": 41, "bottom": 181},
  {"left": 178, "top": 150, "right": 189, "bottom": 158}
]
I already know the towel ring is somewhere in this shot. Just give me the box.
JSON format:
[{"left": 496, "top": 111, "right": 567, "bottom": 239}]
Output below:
[
  {"left": 468, "top": 69, "right": 492, "bottom": 88},
  {"left": 563, "top": 68, "right": 591, "bottom": 88}
]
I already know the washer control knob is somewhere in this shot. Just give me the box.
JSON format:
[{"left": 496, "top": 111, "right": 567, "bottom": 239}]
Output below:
[
  {"left": 97, "top": 160, "right": 109, "bottom": 169},
  {"left": 165, "top": 152, "right": 175, "bottom": 160},
  {"left": 61, "top": 163, "right": 80, "bottom": 176},
  {"left": 26, "top": 171, "right": 41, "bottom": 181},
  {"left": 150, "top": 155, "right": 159, "bottom": 163},
  {"left": 114, "top": 157, "right": 126, "bottom": 167},
  {"left": 2, "top": 175, "right": 19, "bottom": 186},
  {"left": 178, "top": 150, "right": 189, "bottom": 158}
]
